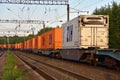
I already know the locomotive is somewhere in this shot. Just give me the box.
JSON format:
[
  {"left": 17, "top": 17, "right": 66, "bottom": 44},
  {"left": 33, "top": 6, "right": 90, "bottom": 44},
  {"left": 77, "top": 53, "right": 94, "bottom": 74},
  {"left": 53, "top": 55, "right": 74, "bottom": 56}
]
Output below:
[{"left": 0, "top": 15, "right": 120, "bottom": 69}]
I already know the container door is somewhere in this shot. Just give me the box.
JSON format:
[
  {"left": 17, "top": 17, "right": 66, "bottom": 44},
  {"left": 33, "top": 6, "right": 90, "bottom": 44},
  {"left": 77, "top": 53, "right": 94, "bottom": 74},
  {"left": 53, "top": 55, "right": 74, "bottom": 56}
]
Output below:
[
  {"left": 80, "top": 27, "right": 93, "bottom": 47},
  {"left": 96, "top": 28, "right": 108, "bottom": 47},
  {"left": 80, "top": 27, "right": 108, "bottom": 48}
]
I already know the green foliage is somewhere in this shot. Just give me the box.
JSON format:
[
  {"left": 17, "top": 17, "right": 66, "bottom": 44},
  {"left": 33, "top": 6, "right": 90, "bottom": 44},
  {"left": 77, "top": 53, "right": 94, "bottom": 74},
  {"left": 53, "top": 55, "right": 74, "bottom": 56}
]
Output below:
[
  {"left": 93, "top": 1, "right": 120, "bottom": 49},
  {"left": 25, "top": 34, "right": 34, "bottom": 40},
  {"left": 37, "top": 27, "right": 53, "bottom": 35},
  {"left": 2, "top": 51, "right": 29, "bottom": 80},
  {"left": 0, "top": 36, "right": 25, "bottom": 44},
  {"left": 0, "top": 37, "right": 6, "bottom": 44}
]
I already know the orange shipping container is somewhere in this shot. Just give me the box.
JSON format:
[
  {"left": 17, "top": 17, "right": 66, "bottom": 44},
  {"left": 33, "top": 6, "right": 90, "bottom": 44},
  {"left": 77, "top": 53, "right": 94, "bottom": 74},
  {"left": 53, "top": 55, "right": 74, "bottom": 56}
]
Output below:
[
  {"left": 18, "top": 43, "right": 22, "bottom": 49},
  {"left": 4, "top": 44, "right": 7, "bottom": 48},
  {"left": 29, "top": 39, "right": 32, "bottom": 49},
  {"left": 14, "top": 44, "right": 17, "bottom": 49},
  {"left": 21, "top": 42, "right": 24, "bottom": 49},
  {"left": 32, "top": 38, "right": 36, "bottom": 49},
  {"left": 0, "top": 44, "right": 2, "bottom": 48},
  {"left": 34, "top": 37, "right": 38, "bottom": 49},
  {"left": 36, "top": 35, "right": 41, "bottom": 49},
  {"left": 8, "top": 44, "right": 11, "bottom": 49},
  {"left": 11, "top": 44, "right": 15, "bottom": 49},
  {"left": 18, "top": 43, "right": 20, "bottom": 49},
  {"left": 26, "top": 40, "right": 29, "bottom": 49},
  {"left": 24, "top": 41, "right": 27, "bottom": 49},
  {"left": 40, "top": 28, "right": 62, "bottom": 50}
]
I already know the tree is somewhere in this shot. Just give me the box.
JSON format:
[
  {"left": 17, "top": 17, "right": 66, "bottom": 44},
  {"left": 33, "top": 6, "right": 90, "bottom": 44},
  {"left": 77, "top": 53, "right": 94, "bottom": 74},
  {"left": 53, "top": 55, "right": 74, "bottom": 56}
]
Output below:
[
  {"left": 37, "top": 27, "right": 53, "bottom": 35},
  {"left": 93, "top": 1, "right": 120, "bottom": 49}
]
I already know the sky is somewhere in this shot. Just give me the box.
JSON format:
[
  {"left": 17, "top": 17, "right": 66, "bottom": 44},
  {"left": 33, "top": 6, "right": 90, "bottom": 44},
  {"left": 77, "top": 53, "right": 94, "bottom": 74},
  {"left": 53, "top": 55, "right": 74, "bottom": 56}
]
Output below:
[{"left": 0, "top": 0, "right": 120, "bottom": 36}]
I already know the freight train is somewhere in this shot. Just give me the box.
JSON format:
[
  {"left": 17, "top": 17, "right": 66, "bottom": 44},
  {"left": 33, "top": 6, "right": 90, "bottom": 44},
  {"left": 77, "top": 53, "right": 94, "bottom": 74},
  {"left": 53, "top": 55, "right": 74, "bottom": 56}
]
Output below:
[{"left": 0, "top": 15, "right": 120, "bottom": 70}]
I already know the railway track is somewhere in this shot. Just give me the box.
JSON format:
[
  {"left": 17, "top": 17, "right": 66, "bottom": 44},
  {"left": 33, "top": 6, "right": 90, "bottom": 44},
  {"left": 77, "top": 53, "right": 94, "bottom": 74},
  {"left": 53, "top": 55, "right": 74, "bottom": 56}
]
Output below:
[
  {"left": 14, "top": 53, "right": 58, "bottom": 80},
  {"left": 14, "top": 51, "right": 92, "bottom": 80}
]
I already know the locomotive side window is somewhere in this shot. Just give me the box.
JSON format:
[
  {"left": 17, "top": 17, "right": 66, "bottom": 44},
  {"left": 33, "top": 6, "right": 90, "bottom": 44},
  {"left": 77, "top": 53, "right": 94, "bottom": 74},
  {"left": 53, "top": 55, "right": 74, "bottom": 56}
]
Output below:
[{"left": 67, "top": 25, "right": 73, "bottom": 42}]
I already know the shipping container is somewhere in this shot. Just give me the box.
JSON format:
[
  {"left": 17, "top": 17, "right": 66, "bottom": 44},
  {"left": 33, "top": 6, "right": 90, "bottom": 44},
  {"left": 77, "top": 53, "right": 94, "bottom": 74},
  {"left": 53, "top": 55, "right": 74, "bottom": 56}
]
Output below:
[
  {"left": 18, "top": 43, "right": 22, "bottom": 49},
  {"left": 29, "top": 39, "right": 32, "bottom": 49},
  {"left": 32, "top": 37, "right": 36, "bottom": 49},
  {"left": 40, "top": 28, "right": 62, "bottom": 50},
  {"left": 14, "top": 43, "right": 17, "bottom": 49},
  {"left": 8, "top": 44, "right": 11, "bottom": 49},
  {"left": 62, "top": 15, "right": 109, "bottom": 49},
  {"left": 36, "top": 35, "right": 41, "bottom": 49},
  {"left": 1, "top": 44, "right": 7, "bottom": 49},
  {"left": 11, "top": 44, "right": 15, "bottom": 49},
  {"left": 24, "top": 41, "right": 27, "bottom": 49},
  {"left": 0, "top": 45, "right": 2, "bottom": 48},
  {"left": 26, "top": 40, "right": 30, "bottom": 49},
  {"left": 20, "top": 42, "right": 24, "bottom": 49}
]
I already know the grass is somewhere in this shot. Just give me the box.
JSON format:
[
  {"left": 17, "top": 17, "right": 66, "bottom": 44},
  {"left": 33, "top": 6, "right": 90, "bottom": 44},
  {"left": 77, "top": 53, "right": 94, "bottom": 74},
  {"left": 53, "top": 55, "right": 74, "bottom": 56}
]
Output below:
[{"left": 2, "top": 51, "right": 29, "bottom": 80}]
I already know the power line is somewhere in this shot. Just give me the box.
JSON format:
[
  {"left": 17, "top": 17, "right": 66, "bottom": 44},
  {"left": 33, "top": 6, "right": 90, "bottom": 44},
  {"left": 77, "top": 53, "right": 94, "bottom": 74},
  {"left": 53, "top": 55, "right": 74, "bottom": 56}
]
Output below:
[
  {"left": 30, "top": 5, "right": 38, "bottom": 18},
  {"left": 6, "top": 7, "right": 22, "bottom": 19}
]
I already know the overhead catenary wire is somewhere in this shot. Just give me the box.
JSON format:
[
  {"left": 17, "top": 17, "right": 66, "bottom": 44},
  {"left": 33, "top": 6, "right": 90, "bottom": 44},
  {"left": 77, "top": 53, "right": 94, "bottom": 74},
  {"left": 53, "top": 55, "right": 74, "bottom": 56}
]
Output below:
[
  {"left": 6, "top": 7, "right": 22, "bottom": 19},
  {"left": 29, "top": 5, "right": 38, "bottom": 19}
]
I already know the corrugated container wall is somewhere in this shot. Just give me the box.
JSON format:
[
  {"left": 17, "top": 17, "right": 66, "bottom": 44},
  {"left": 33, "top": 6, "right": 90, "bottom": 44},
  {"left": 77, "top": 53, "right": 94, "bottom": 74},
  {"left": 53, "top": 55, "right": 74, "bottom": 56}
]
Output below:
[
  {"left": 15, "top": 44, "right": 17, "bottom": 49},
  {"left": 40, "top": 28, "right": 62, "bottom": 50},
  {"left": 37, "top": 35, "right": 41, "bottom": 49},
  {"left": 29, "top": 39, "right": 32, "bottom": 49},
  {"left": 32, "top": 38, "right": 36, "bottom": 49},
  {"left": 24, "top": 41, "right": 27, "bottom": 49},
  {"left": 35, "top": 36, "right": 38, "bottom": 49},
  {"left": 26, "top": 40, "right": 30, "bottom": 49}
]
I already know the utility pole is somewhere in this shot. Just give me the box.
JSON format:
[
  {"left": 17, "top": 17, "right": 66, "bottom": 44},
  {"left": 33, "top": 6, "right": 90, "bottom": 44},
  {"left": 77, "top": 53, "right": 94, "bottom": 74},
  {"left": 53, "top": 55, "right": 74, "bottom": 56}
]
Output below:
[{"left": 67, "top": 4, "right": 70, "bottom": 21}]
